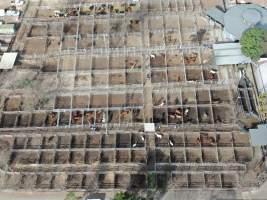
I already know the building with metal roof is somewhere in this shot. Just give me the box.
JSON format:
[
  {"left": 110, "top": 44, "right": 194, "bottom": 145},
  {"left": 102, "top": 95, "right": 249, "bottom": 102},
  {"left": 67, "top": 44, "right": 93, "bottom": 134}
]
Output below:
[
  {"left": 0, "top": 24, "right": 15, "bottom": 35},
  {"left": 256, "top": 58, "right": 267, "bottom": 93},
  {"left": 207, "top": 4, "right": 267, "bottom": 40},
  {"left": 0, "top": 52, "right": 18, "bottom": 70},
  {"left": 250, "top": 124, "right": 267, "bottom": 146},
  {"left": 213, "top": 42, "right": 251, "bottom": 65}
]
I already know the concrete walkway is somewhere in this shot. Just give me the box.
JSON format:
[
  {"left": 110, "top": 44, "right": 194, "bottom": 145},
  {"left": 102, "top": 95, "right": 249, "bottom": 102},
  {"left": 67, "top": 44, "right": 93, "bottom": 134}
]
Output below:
[
  {"left": 2, "top": 186, "right": 267, "bottom": 200},
  {"left": 242, "top": 180, "right": 267, "bottom": 199},
  {"left": 0, "top": 191, "right": 67, "bottom": 200},
  {"left": 0, "top": 191, "right": 110, "bottom": 200}
]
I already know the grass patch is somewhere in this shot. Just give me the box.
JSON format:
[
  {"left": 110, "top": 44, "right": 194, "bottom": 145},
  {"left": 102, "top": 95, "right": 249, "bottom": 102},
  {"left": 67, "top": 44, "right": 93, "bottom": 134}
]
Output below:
[{"left": 147, "top": 172, "right": 157, "bottom": 189}]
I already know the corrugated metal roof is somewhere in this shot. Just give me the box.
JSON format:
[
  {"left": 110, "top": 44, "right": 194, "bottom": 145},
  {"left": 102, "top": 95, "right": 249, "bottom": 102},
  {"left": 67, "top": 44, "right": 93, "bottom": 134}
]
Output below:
[
  {"left": 257, "top": 58, "right": 267, "bottom": 93},
  {"left": 0, "top": 52, "right": 18, "bottom": 69},
  {"left": 213, "top": 43, "right": 251, "bottom": 65},
  {"left": 0, "top": 24, "right": 15, "bottom": 35},
  {"left": 250, "top": 124, "right": 267, "bottom": 146}
]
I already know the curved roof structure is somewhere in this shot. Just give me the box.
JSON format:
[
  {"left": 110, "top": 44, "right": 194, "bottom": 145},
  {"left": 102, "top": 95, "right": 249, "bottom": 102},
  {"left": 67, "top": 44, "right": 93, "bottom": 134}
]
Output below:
[
  {"left": 224, "top": 4, "right": 267, "bottom": 39},
  {"left": 207, "top": 4, "right": 267, "bottom": 39}
]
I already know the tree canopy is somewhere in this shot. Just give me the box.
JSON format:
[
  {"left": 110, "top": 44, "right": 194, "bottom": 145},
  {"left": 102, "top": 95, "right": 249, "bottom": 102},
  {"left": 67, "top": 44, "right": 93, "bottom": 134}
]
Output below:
[
  {"left": 240, "top": 28, "right": 266, "bottom": 61},
  {"left": 112, "top": 192, "right": 147, "bottom": 200},
  {"left": 258, "top": 93, "right": 267, "bottom": 115},
  {"left": 64, "top": 192, "right": 80, "bottom": 200}
]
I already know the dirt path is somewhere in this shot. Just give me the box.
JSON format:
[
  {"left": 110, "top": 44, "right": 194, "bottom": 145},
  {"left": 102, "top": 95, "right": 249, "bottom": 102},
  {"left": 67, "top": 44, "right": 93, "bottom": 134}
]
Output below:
[{"left": 143, "top": 72, "right": 153, "bottom": 123}]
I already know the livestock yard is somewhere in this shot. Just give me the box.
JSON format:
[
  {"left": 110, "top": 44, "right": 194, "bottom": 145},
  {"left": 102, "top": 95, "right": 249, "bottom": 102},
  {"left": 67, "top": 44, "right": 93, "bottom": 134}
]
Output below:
[{"left": 0, "top": 0, "right": 265, "bottom": 193}]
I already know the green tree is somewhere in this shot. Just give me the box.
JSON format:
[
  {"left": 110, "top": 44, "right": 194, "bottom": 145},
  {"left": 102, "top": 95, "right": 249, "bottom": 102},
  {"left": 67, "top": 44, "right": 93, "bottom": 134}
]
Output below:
[
  {"left": 240, "top": 28, "right": 266, "bottom": 61},
  {"left": 147, "top": 172, "right": 157, "bottom": 189},
  {"left": 258, "top": 93, "right": 267, "bottom": 115},
  {"left": 64, "top": 192, "right": 80, "bottom": 200},
  {"left": 112, "top": 192, "right": 147, "bottom": 200}
]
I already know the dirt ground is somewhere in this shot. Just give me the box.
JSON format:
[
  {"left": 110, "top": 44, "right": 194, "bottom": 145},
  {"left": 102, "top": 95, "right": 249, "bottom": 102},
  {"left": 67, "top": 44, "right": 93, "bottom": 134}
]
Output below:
[{"left": 0, "top": 0, "right": 260, "bottom": 193}]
